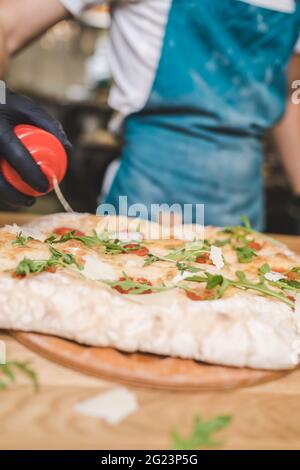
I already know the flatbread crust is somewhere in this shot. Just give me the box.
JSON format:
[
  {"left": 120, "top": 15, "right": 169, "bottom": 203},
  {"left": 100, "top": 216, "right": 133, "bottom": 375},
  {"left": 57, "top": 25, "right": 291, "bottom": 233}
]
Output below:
[{"left": 0, "top": 212, "right": 300, "bottom": 370}]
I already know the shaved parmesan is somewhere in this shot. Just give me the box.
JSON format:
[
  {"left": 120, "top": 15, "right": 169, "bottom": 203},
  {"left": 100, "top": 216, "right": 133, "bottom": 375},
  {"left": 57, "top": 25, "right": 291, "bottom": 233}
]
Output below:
[
  {"left": 53, "top": 176, "right": 74, "bottom": 213},
  {"left": 209, "top": 246, "right": 224, "bottom": 270},
  {"left": 74, "top": 387, "right": 138, "bottom": 425},
  {"left": 82, "top": 254, "right": 117, "bottom": 281},
  {"left": 264, "top": 272, "right": 287, "bottom": 282},
  {"left": 2, "top": 224, "right": 46, "bottom": 242}
]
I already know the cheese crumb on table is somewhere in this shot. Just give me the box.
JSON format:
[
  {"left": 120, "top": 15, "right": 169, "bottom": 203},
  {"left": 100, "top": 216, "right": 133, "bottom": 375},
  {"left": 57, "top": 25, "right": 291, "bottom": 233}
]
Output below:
[{"left": 73, "top": 387, "right": 139, "bottom": 425}]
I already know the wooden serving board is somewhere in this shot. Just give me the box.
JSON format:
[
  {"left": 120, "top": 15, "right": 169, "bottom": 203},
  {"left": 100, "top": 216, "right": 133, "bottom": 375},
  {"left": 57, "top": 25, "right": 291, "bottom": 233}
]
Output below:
[{"left": 12, "top": 331, "right": 288, "bottom": 391}]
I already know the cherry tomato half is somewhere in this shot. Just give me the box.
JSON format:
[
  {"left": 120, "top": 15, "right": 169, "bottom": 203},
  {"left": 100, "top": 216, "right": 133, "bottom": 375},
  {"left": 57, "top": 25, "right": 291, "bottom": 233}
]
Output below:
[
  {"left": 123, "top": 244, "right": 149, "bottom": 257},
  {"left": 53, "top": 227, "right": 85, "bottom": 237}
]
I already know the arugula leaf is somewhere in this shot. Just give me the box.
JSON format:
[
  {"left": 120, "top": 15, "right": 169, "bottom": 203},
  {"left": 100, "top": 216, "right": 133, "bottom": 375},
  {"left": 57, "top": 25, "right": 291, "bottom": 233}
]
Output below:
[
  {"left": 219, "top": 216, "right": 251, "bottom": 239},
  {"left": 50, "top": 230, "right": 147, "bottom": 256},
  {"left": 171, "top": 414, "right": 232, "bottom": 450},
  {"left": 206, "top": 273, "right": 224, "bottom": 290},
  {"left": 176, "top": 262, "right": 200, "bottom": 275},
  {"left": 0, "top": 360, "right": 38, "bottom": 391},
  {"left": 49, "top": 231, "right": 100, "bottom": 247},
  {"left": 49, "top": 230, "right": 118, "bottom": 251},
  {"left": 48, "top": 246, "right": 83, "bottom": 269},
  {"left": 236, "top": 246, "right": 257, "bottom": 264},
  {"left": 259, "top": 263, "right": 271, "bottom": 275},
  {"left": 285, "top": 279, "right": 300, "bottom": 289},
  {"left": 106, "top": 273, "right": 171, "bottom": 295},
  {"left": 217, "top": 278, "right": 231, "bottom": 299},
  {"left": 214, "top": 237, "right": 231, "bottom": 247},
  {"left": 219, "top": 215, "right": 283, "bottom": 250},
  {"left": 12, "top": 232, "right": 33, "bottom": 247},
  {"left": 232, "top": 271, "right": 294, "bottom": 307},
  {"left": 235, "top": 270, "right": 246, "bottom": 282},
  {"left": 15, "top": 258, "right": 48, "bottom": 276},
  {"left": 44, "top": 235, "right": 57, "bottom": 244},
  {"left": 143, "top": 254, "right": 161, "bottom": 267},
  {"left": 166, "top": 241, "right": 210, "bottom": 263},
  {"left": 103, "top": 239, "right": 132, "bottom": 255},
  {"left": 12, "top": 361, "right": 39, "bottom": 391},
  {"left": 291, "top": 267, "right": 300, "bottom": 274},
  {"left": 240, "top": 215, "right": 252, "bottom": 230},
  {"left": 220, "top": 226, "right": 234, "bottom": 234},
  {"left": 279, "top": 279, "right": 300, "bottom": 291},
  {"left": 181, "top": 270, "right": 294, "bottom": 307},
  {"left": 180, "top": 273, "right": 229, "bottom": 299},
  {"left": 183, "top": 275, "right": 208, "bottom": 284},
  {"left": 2, "top": 363, "right": 15, "bottom": 382},
  {"left": 14, "top": 246, "right": 83, "bottom": 277}
]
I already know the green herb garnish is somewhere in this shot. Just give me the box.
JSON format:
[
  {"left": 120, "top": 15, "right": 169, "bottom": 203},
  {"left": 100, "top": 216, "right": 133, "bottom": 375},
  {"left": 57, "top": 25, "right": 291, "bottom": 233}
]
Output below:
[
  {"left": 236, "top": 246, "right": 257, "bottom": 264},
  {"left": 221, "top": 215, "right": 284, "bottom": 249},
  {"left": 206, "top": 273, "right": 224, "bottom": 290},
  {"left": 12, "top": 232, "right": 33, "bottom": 247},
  {"left": 106, "top": 272, "right": 171, "bottom": 295},
  {"left": 214, "top": 237, "right": 231, "bottom": 247},
  {"left": 0, "top": 360, "right": 38, "bottom": 391},
  {"left": 259, "top": 263, "right": 271, "bottom": 275},
  {"left": 49, "top": 230, "right": 146, "bottom": 256},
  {"left": 14, "top": 246, "right": 83, "bottom": 277},
  {"left": 165, "top": 241, "right": 210, "bottom": 263},
  {"left": 176, "top": 262, "right": 201, "bottom": 275},
  {"left": 182, "top": 271, "right": 294, "bottom": 307},
  {"left": 283, "top": 280, "right": 300, "bottom": 289},
  {"left": 220, "top": 215, "right": 252, "bottom": 237},
  {"left": 49, "top": 230, "right": 105, "bottom": 248},
  {"left": 240, "top": 215, "right": 251, "bottom": 230},
  {"left": 143, "top": 254, "right": 161, "bottom": 266},
  {"left": 219, "top": 217, "right": 262, "bottom": 264},
  {"left": 257, "top": 265, "right": 300, "bottom": 294},
  {"left": 171, "top": 414, "right": 232, "bottom": 450}
]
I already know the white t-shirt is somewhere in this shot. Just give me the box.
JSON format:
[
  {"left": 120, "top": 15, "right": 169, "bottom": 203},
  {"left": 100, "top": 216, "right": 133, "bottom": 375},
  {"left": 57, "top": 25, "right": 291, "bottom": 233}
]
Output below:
[{"left": 61, "top": 0, "right": 172, "bottom": 127}]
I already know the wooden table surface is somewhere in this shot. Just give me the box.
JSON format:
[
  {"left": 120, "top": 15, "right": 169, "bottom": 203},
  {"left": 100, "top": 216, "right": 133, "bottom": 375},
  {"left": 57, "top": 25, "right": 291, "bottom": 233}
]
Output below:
[{"left": 0, "top": 212, "right": 300, "bottom": 450}]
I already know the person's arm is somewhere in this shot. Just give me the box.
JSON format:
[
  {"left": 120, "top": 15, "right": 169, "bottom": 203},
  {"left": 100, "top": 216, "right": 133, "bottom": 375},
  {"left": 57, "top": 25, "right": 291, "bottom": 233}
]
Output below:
[
  {"left": 0, "top": 0, "right": 72, "bottom": 206},
  {"left": 0, "top": 0, "right": 102, "bottom": 207},
  {"left": 272, "top": 54, "right": 300, "bottom": 196},
  {"left": 0, "top": 0, "right": 69, "bottom": 75}
]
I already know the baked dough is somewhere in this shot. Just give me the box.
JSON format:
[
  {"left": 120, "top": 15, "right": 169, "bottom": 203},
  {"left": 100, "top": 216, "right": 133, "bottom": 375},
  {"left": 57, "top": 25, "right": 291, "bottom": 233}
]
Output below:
[{"left": 0, "top": 212, "right": 299, "bottom": 370}]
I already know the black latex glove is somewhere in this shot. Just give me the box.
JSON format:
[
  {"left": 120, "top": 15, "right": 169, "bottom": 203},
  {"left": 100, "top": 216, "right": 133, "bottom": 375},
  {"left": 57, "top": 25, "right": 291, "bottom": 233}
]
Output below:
[{"left": 0, "top": 88, "right": 72, "bottom": 207}]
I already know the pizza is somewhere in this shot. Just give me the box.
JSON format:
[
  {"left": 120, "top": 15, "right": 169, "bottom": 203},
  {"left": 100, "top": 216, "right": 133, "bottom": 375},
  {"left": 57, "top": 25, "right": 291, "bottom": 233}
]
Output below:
[{"left": 0, "top": 212, "right": 300, "bottom": 370}]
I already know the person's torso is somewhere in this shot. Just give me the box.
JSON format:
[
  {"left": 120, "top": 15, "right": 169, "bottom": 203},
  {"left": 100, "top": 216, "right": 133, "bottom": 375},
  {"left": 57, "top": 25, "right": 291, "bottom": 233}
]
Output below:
[
  {"left": 109, "top": 0, "right": 300, "bottom": 136},
  {"left": 105, "top": 0, "right": 300, "bottom": 229}
]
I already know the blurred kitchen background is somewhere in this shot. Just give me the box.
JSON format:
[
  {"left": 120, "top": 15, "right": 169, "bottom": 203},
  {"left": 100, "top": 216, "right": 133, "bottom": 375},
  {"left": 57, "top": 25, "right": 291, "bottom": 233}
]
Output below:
[{"left": 1, "top": 4, "right": 299, "bottom": 235}]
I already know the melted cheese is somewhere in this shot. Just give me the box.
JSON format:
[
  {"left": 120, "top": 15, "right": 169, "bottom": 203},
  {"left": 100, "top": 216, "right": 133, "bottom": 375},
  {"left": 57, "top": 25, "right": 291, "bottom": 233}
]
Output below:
[
  {"left": 82, "top": 254, "right": 117, "bottom": 281},
  {"left": 2, "top": 224, "right": 46, "bottom": 242}
]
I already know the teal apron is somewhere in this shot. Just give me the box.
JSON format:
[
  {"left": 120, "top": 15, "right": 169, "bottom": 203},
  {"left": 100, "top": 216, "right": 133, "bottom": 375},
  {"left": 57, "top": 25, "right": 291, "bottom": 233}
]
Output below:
[{"left": 104, "top": 0, "right": 300, "bottom": 229}]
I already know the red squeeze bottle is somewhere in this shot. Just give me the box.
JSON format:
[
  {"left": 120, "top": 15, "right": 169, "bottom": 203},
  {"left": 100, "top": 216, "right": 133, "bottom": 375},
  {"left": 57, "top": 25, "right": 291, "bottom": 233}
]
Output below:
[{"left": 0, "top": 124, "right": 68, "bottom": 197}]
